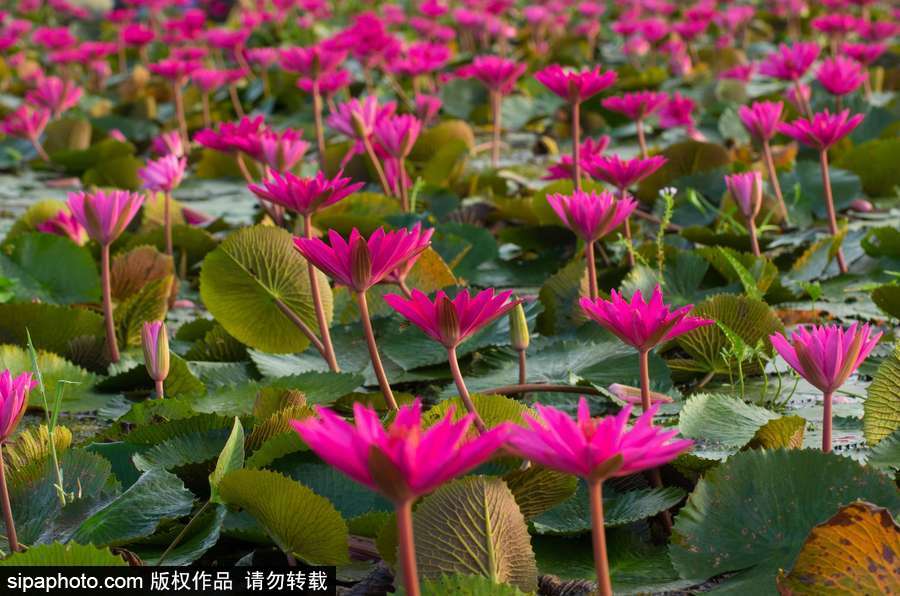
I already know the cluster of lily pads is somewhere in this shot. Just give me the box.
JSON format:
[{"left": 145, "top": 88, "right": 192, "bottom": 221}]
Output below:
[{"left": 0, "top": 0, "right": 898, "bottom": 594}]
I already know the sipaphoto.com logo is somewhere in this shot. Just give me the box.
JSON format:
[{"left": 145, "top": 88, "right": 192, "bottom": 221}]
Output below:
[{"left": 7, "top": 572, "right": 141, "bottom": 593}]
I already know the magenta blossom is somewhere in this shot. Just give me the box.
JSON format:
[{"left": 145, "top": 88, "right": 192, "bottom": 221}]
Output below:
[
  {"left": 26, "top": 76, "right": 82, "bottom": 118},
  {"left": 384, "top": 288, "right": 522, "bottom": 350},
  {"left": 291, "top": 399, "right": 509, "bottom": 504},
  {"left": 139, "top": 155, "right": 187, "bottom": 193},
  {"left": 460, "top": 55, "right": 526, "bottom": 94},
  {"left": 374, "top": 114, "right": 422, "bottom": 159},
  {"left": 296, "top": 69, "right": 352, "bottom": 97},
  {"left": 121, "top": 23, "right": 154, "bottom": 47},
  {"left": 281, "top": 44, "right": 346, "bottom": 78},
  {"left": 149, "top": 58, "right": 202, "bottom": 82},
  {"left": 580, "top": 285, "right": 714, "bottom": 353},
  {"left": 293, "top": 224, "right": 433, "bottom": 292},
  {"left": 770, "top": 324, "right": 881, "bottom": 395},
  {"left": 545, "top": 136, "right": 610, "bottom": 181},
  {"left": 246, "top": 128, "right": 309, "bottom": 172},
  {"left": 327, "top": 96, "right": 397, "bottom": 141},
  {"left": 738, "top": 101, "right": 784, "bottom": 142},
  {"left": 547, "top": 190, "right": 637, "bottom": 243},
  {"left": 67, "top": 190, "right": 144, "bottom": 246},
  {"left": 152, "top": 130, "right": 185, "bottom": 157},
  {"left": 0, "top": 370, "right": 36, "bottom": 441},
  {"left": 841, "top": 42, "right": 887, "bottom": 66},
  {"left": 194, "top": 116, "right": 265, "bottom": 154},
  {"left": 585, "top": 154, "right": 667, "bottom": 190},
  {"left": 414, "top": 93, "right": 442, "bottom": 125},
  {"left": 35, "top": 210, "right": 88, "bottom": 246},
  {"left": 1, "top": 105, "right": 49, "bottom": 142},
  {"left": 507, "top": 397, "right": 693, "bottom": 480},
  {"left": 192, "top": 68, "right": 228, "bottom": 93},
  {"left": 248, "top": 171, "right": 363, "bottom": 217},
  {"left": 601, "top": 91, "right": 668, "bottom": 121},
  {"left": 659, "top": 92, "right": 697, "bottom": 130},
  {"left": 535, "top": 65, "right": 618, "bottom": 104},
  {"left": 816, "top": 56, "right": 867, "bottom": 97},
  {"left": 725, "top": 171, "right": 763, "bottom": 221},
  {"left": 759, "top": 42, "right": 820, "bottom": 81},
  {"left": 777, "top": 109, "right": 864, "bottom": 151}
]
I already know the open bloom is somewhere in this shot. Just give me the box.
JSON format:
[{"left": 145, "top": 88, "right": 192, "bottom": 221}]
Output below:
[
  {"left": 384, "top": 288, "right": 522, "bottom": 350},
  {"left": 149, "top": 58, "right": 202, "bottom": 82},
  {"left": 327, "top": 96, "right": 397, "bottom": 141},
  {"left": 601, "top": 91, "right": 668, "bottom": 121},
  {"left": 0, "top": 370, "right": 36, "bottom": 441},
  {"left": 770, "top": 324, "right": 881, "bottom": 394},
  {"left": 248, "top": 170, "right": 363, "bottom": 217},
  {"left": 294, "top": 224, "right": 433, "bottom": 292},
  {"left": 580, "top": 285, "right": 714, "bottom": 352},
  {"left": 547, "top": 190, "right": 637, "bottom": 243},
  {"left": 585, "top": 154, "right": 667, "bottom": 190},
  {"left": 291, "top": 399, "right": 509, "bottom": 503},
  {"left": 194, "top": 116, "right": 265, "bottom": 154},
  {"left": 759, "top": 42, "right": 820, "bottom": 81},
  {"left": 35, "top": 210, "right": 88, "bottom": 245},
  {"left": 142, "top": 321, "right": 170, "bottom": 383},
  {"left": 414, "top": 93, "right": 442, "bottom": 126},
  {"left": 152, "top": 130, "right": 185, "bottom": 158},
  {"left": 246, "top": 128, "right": 309, "bottom": 171},
  {"left": 738, "top": 101, "right": 783, "bottom": 142},
  {"left": 1, "top": 105, "right": 49, "bottom": 141},
  {"left": 841, "top": 42, "right": 887, "bottom": 66},
  {"left": 535, "top": 65, "right": 617, "bottom": 103},
  {"left": 777, "top": 109, "right": 864, "bottom": 151},
  {"left": 281, "top": 43, "right": 346, "bottom": 79},
  {"left": 460, "top": 55, "right": 526, "bottom": 94},
  {"left": 192, "top": 68, "right": 228, "bottom": 93},
  {"left": 374, "top": 114, "right": 422, "bottom": 159},
  {"left": 67, "top": 189, "right": 144, "bottom": 245},
  {"left": 725, "top": 171, "right": 763, "bottom": 220},
  {"left": 140, "top": 155, "right": 187, "bottom": 193},
  {"left": 816, "top": 56, "right": 867, "bottom": 97},
  {"left": 545, "top": 136, "right": 610, "bottom": 181},
  {"left": 506, "top": 398, "right": 693, "bottom": 481},
  {"left": 26, "top": 76, "right": 81, "bottom": 117}
]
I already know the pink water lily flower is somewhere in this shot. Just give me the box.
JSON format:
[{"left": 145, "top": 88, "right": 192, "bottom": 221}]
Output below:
[
  {"left": 738, "top": 101, "right": 784, "bottom": 142},
  {"left": 461, "top": 55, "right": 526, "bottom": 94},
  {"left": 327, "top": 96, "right": 397, "bottom": 141},
  {"left": 585, "top": 154, "right": 667, "bottom": 190},
  {"left": 535, "top": 65, "right": 618, "bottom": 103},
  {"left": 507, "top": 398, "right": 693, "bottom": 481},
  {"left": 759, "top": 42, "right": 820, "bottom": 81},
  {"left": 545, "top": 136, "right": 610, "bottom": 181},
  {"left": 149, "top": 58, "right": 202, "bottom": 82},
  {"left": 816, "top": 56, "right": 867, "bottom": 97},
  {"left": 281, "top": 44, "right": 347, "bottom": 78},
  {"left": 35, "top": 209, "right": 88, "bottom": 246},
  {"left": 194, "top": 116, "right": 265, "bottom": 154},
  {"left": 67, "top": 189, "right": 144, "bottom": 246},
  {"left": 191, "top": 68, "right": 228, "bottom": 93},
  {"left": 246, "top": 127, "right": 309, "bottom": 172},
  {"left": 770, "top": 324, "right": 881, "bottom": 452},
  {"left": 26, "top": 76, "right": 82, "bottom": 118},
  {"left": 841, "top": 42, "right": 887, "bottom": 66},
  {"left": 384, "top": 288, "right": 522, "bottom": 350},
  {"left": 292, "top": 399, "right": 509, "bottom": 595},
  {"left": 777, "top": 109, "right": 864, "bottom": 151},
  {"left": 506, "top": 397, "right": 692, "bottom": 595},
  {"left": 248, "top": 170, "right": 363, "bottom": 217},
  {"left": 547, "top": 190, "right": 637, "bottom": 243},
  {"left": 140, "top": 154, "right": 187, "bottom": 193},
  {"left": 152, "top": 130, "right": 185, "bottom": 158},
  {"left": 580, "top": 285, "right": 714, "bottom": 353},
  {"left": 292, "top": 399, "right": 509, "bottom": 503},
  {"left": 1, "top": 105, "right": 49, "bottom": 143},
  {"left": 293, "top": 224, "right": 433, "bottom": 292},
  {"left": 414, "top": 93, "right": 442, "bottom": 126},
  {"left": 0, "top": 370, "right": 37, "bottom": 441},
  {"left": 725, "top": 171, "right": 764, "bottom": 256},
  {"left": 374, "top": 114, "right": 422, "bottom": 159},
  {"left": 601, "top": 91, "right": 668, "bottom": 122}
]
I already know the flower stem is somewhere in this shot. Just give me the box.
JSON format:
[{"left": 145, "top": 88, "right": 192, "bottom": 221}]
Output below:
[
  {"left": 155, "top": 379, "right": 164, "bottom": 400},
  {"left": 398, "top": 157, "right": 410, "bottom": 212},
  {"left": 30, "top": 137, "right": 50, "bottom": 163},
  {"left": 303, "top": 215, "right": 339, "bottom": 373},
  {"left": 517, "top": 349, "right": 527, "bottom": 386},
  {"left": 483, "top": 383, "right": 603, "bottom": 396},
  {"left": 173, "top": 81, "right": 189, "bottom": 149},
  {"left": 361, "top": 135, "right": 392, "bottom": 196},
  {"left": 228, "top": 84, "right": 245, "bottom": 118},
  {"left": 357, "top": 291, "right": 398, "bottom": 410},
  {"left": 585, "top": 241, "right": 599, "bottom": 300},
  {"left": 638, "top": 350, "right": 652, "bottom": 414},
  {"left": 0, "top": 446, "right": 18, "bottom": 552},
  {"left": 272, "top": 297, "right": 326, "bottom": 357},
  {"left": 747, "top": 217, "right": 761, "bottom": 257},
  {"left": 620, "top": 187, "right": 636, "bottom": 267},
  {"left": 762, "top": 140, "right": 789, "bottom": 225},
  {"left": 163, "top": 191, "right": 173, "bottom": 257},
  {"left": 636, "top": 118, "right": 648, "bottom": 159},
  {"left": 587, "top": 479, "right": 612, "bottom": 596},
  {"left": 156, "top": 500, "right": 211, "bottom": 566},
  {"left": 818, "top": 149, "right": 848, "bottom": 274},
  {"left": 312, "top": 83, "right": 327, "bottom": 171},
  {"left": 396, "top": 498, "right": 420, "bottom": 596},
  {"left": 201, "top": 93, "right": 211, "bottom": 129},
  {"left": 793, "top": 80, "right": 813, "bottom": 119},
  {"left": 491, "top": 90, "right": 502, "bottom": 168},
  {"left": 572, "top": 101, "right": 582, "bottom": 191},
  {"left": 822, "top": 391, "right": 833, "bottom": 453},
  {"left": 447, "top": 347, "right": 487, "bottom": 433},
  {"left": 101, "top": 243, "right": 120, "bottom": 363}
]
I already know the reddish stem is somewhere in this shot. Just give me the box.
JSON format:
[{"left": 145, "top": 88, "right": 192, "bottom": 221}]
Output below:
[
  {"left": 636, "top": 118, "right": 648, "bottom": 159},
  {"left": 818, "top": 150, "right": 848, "bottom": 274},
  {"left": 273, "top": 297, "right": 326, "bottom": 357},
  {"left": 0, "top": 446, "right": 18, "bottom": 552},
  {"left": 588, "top": 479, "right": 612, "bottom": 596},
  {"left": 638, "top": 350, "right": 652, "bottom": 414},
  {"left": 357, "top": 291, "right": 398, "bottom": 410},
  {"left": 101, "top": 243, "right": 120, "bottom": 363},
  {"left": 822, "top": 391, "right": 833, "bottom": 453},
  {"left": 396, "top": 498, "right": 420, "bottom": 596},
  {"left": 491, "top": 90, "right": 502, "bottom": 168},
  {"left": 155, "top": 379, "right": 165, "bottom": 400},
  {"left": 303, "top": 215, "right": 339, "bottom": 373},
  {"left": 447, "top": 347, "right": 487, "bottom": 433},
  {"left": 163, "top": 191, "right": 173, "bottom": 257},
  {"left": 620, "top": 187, "right": 636, "bottom": 267},
  {"left": 585, "top": 241, "right": 599, "bottom": 300},
  {"left": 173, "top": 81, "right": 189, "bottom": 149},
  {"left": 748, "top": 218, "right": 761, "bottom": 257},
  {"left": 761, "top": 140, "right": 788, "bottom": 225},
  {"left": 398, "top": 157, "right": 410, "bottom": 212},
  {"left": 517, "top": 349, "right": 527, "bottom": 386},
  {"left": 312, "top": 82, "right": 327, "bottom": 171},
  {"left": 362, "top": 135, "right": 392, "bottom": 197},
  {"left": 572, "top": 101, "right": 582, "bottom": 191}
]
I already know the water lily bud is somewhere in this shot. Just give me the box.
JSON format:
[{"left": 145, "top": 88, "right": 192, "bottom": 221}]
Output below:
[
  {"left": 509, "top": 303, "right": 529, "bottom": 351},
  {"left": 142, "top": 321, "right": 170, "bottom": 382},
  {"left": 436, "top": 294, "right": 460, "bottom": 348},
  {"left": 349, "top": 235, "right": 372, "bottom": 291}
]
